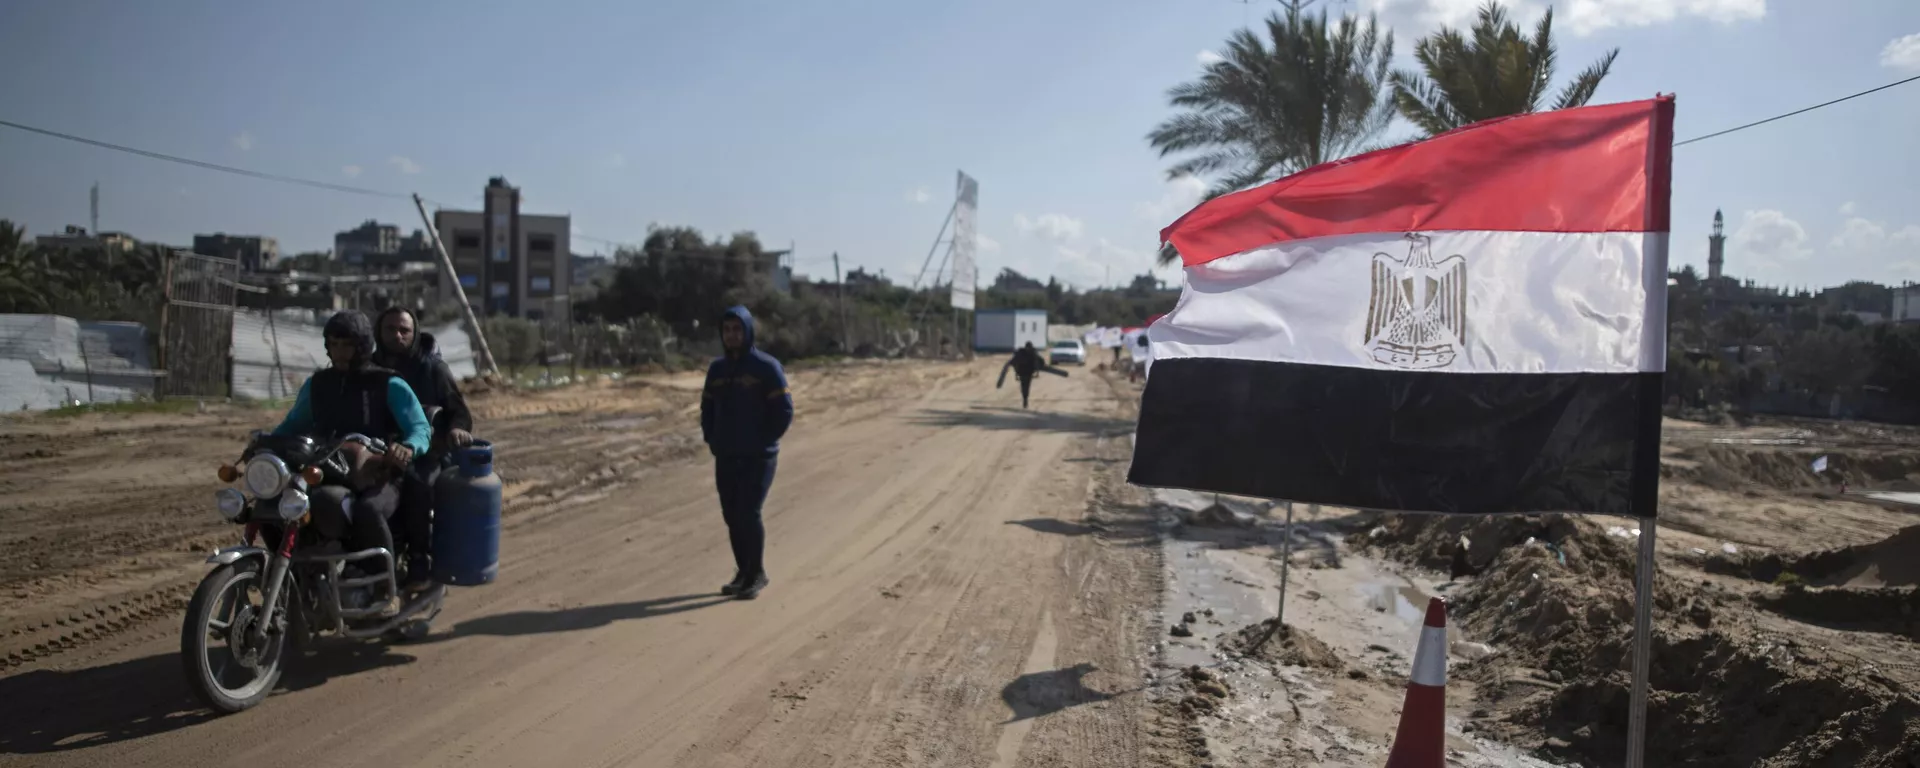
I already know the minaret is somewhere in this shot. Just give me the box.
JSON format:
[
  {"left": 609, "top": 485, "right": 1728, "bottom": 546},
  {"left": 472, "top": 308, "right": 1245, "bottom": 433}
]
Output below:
[{"left": 1708, "top": 209, "right": 1726, "bottom": 281}]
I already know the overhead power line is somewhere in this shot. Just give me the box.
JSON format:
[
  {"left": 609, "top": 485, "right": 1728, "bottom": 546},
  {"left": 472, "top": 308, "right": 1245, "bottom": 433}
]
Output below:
[
  {"left": 1674, "top": 73, "right": 1920, "bottom": 148},
  {"left": 0, "top": 118, "right": 414, "bottom": 199}
]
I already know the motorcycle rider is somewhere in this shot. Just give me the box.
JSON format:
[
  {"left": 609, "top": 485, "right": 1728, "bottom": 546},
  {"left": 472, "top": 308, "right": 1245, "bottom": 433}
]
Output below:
[
  {"left": 273, "top": 311, "right": 432, "bottom": 589},
  {"left": 373, "top": 306, "right": 474, "bottom": 590}
]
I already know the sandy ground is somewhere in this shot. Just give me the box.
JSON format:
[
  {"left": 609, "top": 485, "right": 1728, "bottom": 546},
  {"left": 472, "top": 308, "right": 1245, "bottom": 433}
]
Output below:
[
  {"left": 0, "top": 359, "right": 1190, "bottom": 768},
  {"left": 6, "top": 358, "right": 1919, "bottom": 767}
]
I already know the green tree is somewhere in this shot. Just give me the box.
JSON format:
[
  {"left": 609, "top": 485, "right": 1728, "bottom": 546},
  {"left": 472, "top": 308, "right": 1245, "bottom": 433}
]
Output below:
[
  {"left": 0, "top": 220, "right": 50, "bottom": 313},
  {"left": 1147, "top": 4, "right": 1396, "bottom": 267},
  {"left": 1389, "top": 1, "right": 1618, "bottom": 137}
]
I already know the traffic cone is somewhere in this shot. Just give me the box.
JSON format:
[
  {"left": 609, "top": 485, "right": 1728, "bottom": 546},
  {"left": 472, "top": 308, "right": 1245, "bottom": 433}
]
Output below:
[{"left": 1384, "top": 597, "right": 1449, "bottom": 768}]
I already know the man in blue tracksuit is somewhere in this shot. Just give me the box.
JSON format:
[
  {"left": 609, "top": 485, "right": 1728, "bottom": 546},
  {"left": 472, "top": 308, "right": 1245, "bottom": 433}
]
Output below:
[{"left": 701, "top": 306, "right": 794, "bottom": 600}]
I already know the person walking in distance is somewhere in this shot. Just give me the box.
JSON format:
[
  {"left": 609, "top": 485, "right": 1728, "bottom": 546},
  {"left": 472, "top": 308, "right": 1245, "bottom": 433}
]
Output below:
[
  {"left": 701, "top": 306, "right": 794, "bottom": 600},
  {"left": 1003, "top": 341, "right": 1045, "bottom": 409}
]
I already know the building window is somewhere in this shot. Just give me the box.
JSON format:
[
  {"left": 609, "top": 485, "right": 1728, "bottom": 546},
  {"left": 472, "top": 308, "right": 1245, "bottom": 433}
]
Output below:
[
  {"left": 531, "top": 276, "right": 552, "bottom": 292},
  {"left": 493, "top": 247, "right": 510, "bottom": 263},
  {"left": 529, "top": 236, "right": 555, "bottom": 254},
  {"left": 454, "top": 233, "right": 480, "bottom": 249},
  {"left": 491, "top": 281, "right": 509, "bottom": 298},
  {"left": 460, "top": 274, "right": 479, "bottom": 288}
]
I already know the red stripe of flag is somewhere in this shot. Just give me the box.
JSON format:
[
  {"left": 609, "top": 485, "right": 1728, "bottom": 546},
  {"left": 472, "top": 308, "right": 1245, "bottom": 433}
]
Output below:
[{"left": 1161, "top": 97, "right": 1677, "bottom": 268}]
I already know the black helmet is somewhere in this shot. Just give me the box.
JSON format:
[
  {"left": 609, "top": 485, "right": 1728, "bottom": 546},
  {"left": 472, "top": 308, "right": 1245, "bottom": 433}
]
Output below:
[{"left": 323, "top": 311, "right": 376, "bottom": 365}]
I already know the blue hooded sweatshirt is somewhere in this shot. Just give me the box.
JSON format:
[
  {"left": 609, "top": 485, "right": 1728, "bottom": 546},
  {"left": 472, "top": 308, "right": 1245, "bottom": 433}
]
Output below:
[{"left": 701, "top": 306, "right": 794, "bottom": 457}]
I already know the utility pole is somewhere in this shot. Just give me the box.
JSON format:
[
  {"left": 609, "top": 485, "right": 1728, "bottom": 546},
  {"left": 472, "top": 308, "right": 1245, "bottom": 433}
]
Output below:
[
  {"left": 833, "top": 251, "right": 849, "bottom": 354},
  {"left": 412, "top": 193, "right": 499, "bottom": 377}
]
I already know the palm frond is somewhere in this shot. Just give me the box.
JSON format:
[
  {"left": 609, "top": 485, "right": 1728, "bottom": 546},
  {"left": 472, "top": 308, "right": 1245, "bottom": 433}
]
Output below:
[{"left": 1553, "top": 47, "right": 1619, "bottom": 110}]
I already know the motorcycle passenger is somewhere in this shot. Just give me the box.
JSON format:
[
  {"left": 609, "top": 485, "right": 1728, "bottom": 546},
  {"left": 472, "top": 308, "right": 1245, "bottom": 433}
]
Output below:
[
  {"left": 373, "top": 307, "right": 474, "bottom": 591},
  {"left": 273, "top": 311, "right": 432, "bottom": 588}
]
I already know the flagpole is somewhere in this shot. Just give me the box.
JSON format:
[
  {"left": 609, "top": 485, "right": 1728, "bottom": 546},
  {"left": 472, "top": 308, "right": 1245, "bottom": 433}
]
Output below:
[
  {"left": 1626, "top": 518, "right": 1658, "bottom": 767},
  {"left": 1253, "top": 500, "right": 1297, "bottom": 652},
  {"left": 1625, "top": 95, "right": 1678, "bottom": 768}
]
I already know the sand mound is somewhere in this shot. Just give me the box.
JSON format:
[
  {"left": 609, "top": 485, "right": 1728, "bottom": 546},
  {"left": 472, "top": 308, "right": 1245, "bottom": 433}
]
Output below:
[
  {"left": 1710, "top": 523, "right": 1920, "bottom": 589},
  {"left": 1663, "top": 444, "right": 1920, "bottom": 492},
  {"left": 1221, "top": 620, "right": 1345, "bottom": 671},
  {"left": 1372, "top": 513, "right": 1920, "bottom": 767}
]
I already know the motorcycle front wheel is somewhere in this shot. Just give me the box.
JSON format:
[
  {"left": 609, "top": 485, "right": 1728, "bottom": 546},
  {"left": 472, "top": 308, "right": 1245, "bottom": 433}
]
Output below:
[{"left": 181, "top": 560, "right": 288, "bottom": 713}]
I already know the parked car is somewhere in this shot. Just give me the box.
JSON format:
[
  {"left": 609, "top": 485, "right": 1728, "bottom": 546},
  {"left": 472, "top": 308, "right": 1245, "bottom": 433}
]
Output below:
[{"left": 1049, "top": 339, "right": 1086, "bottom": 365}]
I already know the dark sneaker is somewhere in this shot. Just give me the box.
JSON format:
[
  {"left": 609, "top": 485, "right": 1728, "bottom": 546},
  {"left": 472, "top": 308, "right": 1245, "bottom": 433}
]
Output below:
[
  {"left": 734, "top": 572, "right": 770, "bottom": 600},
  {"left": 720, "top": 571, "right": 745, "bottom": 596},
  {"left": 402, "top": 557, "right": 434, "bottom": 592}
]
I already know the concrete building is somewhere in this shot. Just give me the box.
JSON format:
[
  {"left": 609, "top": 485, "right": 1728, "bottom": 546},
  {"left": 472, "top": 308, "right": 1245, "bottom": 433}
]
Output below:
[
  {"left": 35, "top": 226, "right": 137, "bottom": 253},
  {"left": 432, "top": 177, "right": 571, "bottom": 320},
  {"left": 193, "top": 233, "right": 280, "bottom": 272},
  {"left": 1894, "top": 285, "right": 1920, "bottom": 323},
  {"left": 334, "top": 220, "right": 434, "bottom": 275}
]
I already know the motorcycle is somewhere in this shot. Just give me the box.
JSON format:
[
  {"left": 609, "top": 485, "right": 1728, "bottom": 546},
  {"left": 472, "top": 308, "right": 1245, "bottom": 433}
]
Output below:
[{"left": 182, "top": 428, "right": 447, "bottom": 713}]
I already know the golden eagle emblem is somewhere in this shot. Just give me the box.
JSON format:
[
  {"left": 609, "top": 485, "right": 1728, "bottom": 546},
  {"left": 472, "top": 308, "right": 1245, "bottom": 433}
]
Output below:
[{"left": 1364, "top": 234, "right": 1467, "bottom": 370}]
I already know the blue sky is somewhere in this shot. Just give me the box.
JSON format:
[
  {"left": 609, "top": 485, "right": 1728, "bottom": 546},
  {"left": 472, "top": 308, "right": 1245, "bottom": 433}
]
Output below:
[{"left": 1, "top": 0, "right": 1916, "bottom": 292}]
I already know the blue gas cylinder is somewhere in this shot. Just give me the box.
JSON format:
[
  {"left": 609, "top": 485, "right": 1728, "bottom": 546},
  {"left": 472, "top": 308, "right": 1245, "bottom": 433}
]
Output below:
[{"left": 432, "top": 441, "right": 501, "bottom": 586}]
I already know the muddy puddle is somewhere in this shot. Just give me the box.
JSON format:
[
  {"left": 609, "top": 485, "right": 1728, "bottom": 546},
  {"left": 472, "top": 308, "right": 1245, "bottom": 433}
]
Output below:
[{"left": 1145, "top": 487, "right": 1560, "bottom": 767}]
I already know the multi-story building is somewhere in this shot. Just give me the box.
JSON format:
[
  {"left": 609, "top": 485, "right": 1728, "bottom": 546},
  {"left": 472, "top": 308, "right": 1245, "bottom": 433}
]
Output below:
[
  {"left": 334, "top": 220, "right": 435, "bottom": 275},
  {"left": 35, "top": 226, "right": 137, "bottom": 253},
  {"left": 432, "top": 177, "right": 571, "bottom": 320},
  {"left": 193, "top": 233, "right": 280, "bottom": 272}
]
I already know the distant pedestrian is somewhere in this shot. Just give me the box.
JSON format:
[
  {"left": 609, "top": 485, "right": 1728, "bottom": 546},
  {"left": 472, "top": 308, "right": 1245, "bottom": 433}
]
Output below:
[
  {"left": 700, "top": 306, "right": 793, "bottom": 600},
  {"left": 1003, "top": 341, "right": 1045, "bottom": 409}
]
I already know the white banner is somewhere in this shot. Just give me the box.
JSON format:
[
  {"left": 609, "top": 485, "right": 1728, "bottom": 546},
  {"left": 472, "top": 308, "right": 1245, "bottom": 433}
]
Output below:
[{"left": 950, "top": 171, "right": 978, "bottom": 310}]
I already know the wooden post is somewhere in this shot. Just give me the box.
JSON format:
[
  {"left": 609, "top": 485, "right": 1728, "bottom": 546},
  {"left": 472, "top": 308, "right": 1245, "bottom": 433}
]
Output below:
[{"left": 412, "top": 194, "right": 498, "bottom": 377}]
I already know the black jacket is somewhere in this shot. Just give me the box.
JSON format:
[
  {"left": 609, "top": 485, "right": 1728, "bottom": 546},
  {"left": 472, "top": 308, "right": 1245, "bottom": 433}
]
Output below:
[
  {"left": 1009, "top": 346, "right": 1044, "bottom": 379},
  {"left": 374, "top": 331, "right": 473, "bottom": 434}
]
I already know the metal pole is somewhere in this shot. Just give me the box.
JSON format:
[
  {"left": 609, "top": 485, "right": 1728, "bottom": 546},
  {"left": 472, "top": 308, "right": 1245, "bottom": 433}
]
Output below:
[
  {"left": 1277, "top": 502, "right": 1297, "bottom": 628},
  {"left": 1251, "top": 500, "right": 1298, "bottom": 652},
  {"left": 1626, "top": 518, "right": 1658, "bottom": 768},
  {"left": 412, "top": 194, "right": 498, "bottom": 377},
  {"left": 833, "top": 252, "right": 849, "bottom": 354},
  {"left": 908, "top": 200, "right": 958, "bottom": 293}
]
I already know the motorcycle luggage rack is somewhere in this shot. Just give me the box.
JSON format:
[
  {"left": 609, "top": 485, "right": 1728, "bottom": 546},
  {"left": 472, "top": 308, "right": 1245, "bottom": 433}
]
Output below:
[
  {"left": 294, "top": 546, "right": 397, "bottom": 620},
  {"left": 293, "top": 546, "right": 444, "bottom": 638}
]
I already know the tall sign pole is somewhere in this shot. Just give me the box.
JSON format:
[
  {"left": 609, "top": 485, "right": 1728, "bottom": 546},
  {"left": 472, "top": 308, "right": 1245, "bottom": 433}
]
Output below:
[{"left": 951, "top": 171, "right": 979, "bottom": 356}]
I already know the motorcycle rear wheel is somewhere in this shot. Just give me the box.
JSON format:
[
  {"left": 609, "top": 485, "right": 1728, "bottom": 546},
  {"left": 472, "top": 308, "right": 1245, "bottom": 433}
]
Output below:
[{"left": 181, "top": 561, "right": 288, "bottom": 713}]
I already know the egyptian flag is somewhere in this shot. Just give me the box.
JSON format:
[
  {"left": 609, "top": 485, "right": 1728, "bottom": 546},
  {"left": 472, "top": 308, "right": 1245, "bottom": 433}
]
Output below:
[{"left": 1129, "top": 97, "right": 1674, "bottom": 518}]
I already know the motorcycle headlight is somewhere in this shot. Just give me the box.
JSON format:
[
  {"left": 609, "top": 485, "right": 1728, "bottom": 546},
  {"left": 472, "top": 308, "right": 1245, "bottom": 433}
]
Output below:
[
  {"left": 215, "top": 488, "right": 247, "bottom": 522},
  {"left": 242, "top": 454, "right": 291, "bottom": 498},
  {"left": 276, "top": 488, "right": 311, "bottom": 522}
]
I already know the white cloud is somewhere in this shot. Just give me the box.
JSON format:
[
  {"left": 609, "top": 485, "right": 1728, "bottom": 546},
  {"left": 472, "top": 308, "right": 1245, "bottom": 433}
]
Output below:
[
  {"left": 1722, "top": 208, "right": 1920, "bottom": 286},
  {"left": 907, "top": 186, "right": 932, "bottom": 204},
  {"left": 1357, "top": 0, "right": 1763, "bottom": 37},
  {"left": 1829, "top": 216, "right": 1920, "bottom": 280},
  {"left": 1839, "top": 201, "right": 1857, "bottom": 217},
  {"left": 1729, "top": 209, "right": 1812, "bottom": 275},
  {"left": 1882, "top": 33, "right": 1920, "bottom": 71},
  {"left": 388, "top": 155, "right": 423, "bottom": 175},
  {"left": 1014, "top": 212, "right": 1086, "bottom": 242},
  {"left": 1562, "top": 0, "right": 1766, "bottom": 35},
  {"left": 341, "top": 164, "right": 363, "bottom": 179},
  {"left": 1135, "top": 175, "right": 1209, "bottom": 224},
  {"left": 1197, "top": 50, "right": 1225, "bottom": 66},
  {"left": 977, "top": 234, "right": 1003, "bottom": 254},
  {"left": 232, "top": 131, "right": 254, "bottom": 152}
]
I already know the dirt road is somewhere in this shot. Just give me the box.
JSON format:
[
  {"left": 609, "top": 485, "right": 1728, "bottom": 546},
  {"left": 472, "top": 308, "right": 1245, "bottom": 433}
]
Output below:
[{"left": 0, "top": 360, "right": 1187, "bottom": 767}]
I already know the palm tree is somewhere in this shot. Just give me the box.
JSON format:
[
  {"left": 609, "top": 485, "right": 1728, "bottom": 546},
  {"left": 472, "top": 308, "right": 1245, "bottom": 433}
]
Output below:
[
  {"left": 0, "top": 220, "right": 50, "bottom": 313},
  {"left": 1147, "top": 5, "right": 1395, "bottom": 265},
  {"left": 1390, "top": 1, "right": 1618, "bottom": 137}
]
